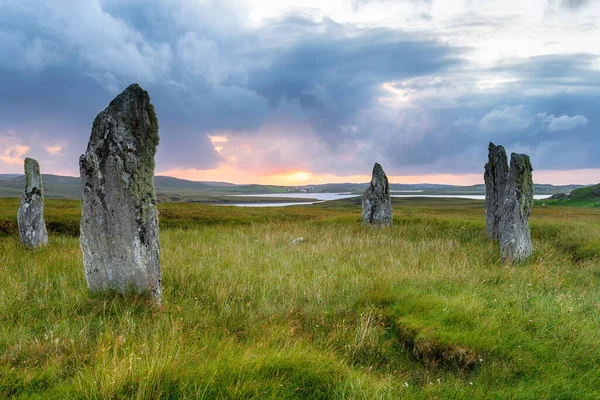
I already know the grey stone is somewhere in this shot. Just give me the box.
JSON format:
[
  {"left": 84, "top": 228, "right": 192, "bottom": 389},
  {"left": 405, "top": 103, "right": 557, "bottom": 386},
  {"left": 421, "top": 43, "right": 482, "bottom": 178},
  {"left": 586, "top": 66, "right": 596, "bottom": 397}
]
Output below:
[
  {"left": 499, "top": 153, "right": 534, "bottom": 263},
  {"left": 362, "top": 163, "right": 393, "bottom": 226},
  {"left": 484, "top": 143, "right": 509, "bottom": 240},
  {"left": 79, "top": 84, "right": 162, "bottom": 302},
  {"left": 17, "top": 158, "right": 48, "bottom": 248},
  {"left": 291, "top": 237, "right": 305, "bottom": 245}
]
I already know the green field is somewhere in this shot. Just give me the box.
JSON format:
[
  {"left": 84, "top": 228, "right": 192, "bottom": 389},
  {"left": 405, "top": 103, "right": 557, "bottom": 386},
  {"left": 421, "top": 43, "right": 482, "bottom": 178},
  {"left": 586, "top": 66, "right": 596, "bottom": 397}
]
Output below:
[
  {"left": 1, "top": 198, "right": 600, "bottom": 398},
  {"left": 537, "top": 184, "right": 600, "bottom": 208}
]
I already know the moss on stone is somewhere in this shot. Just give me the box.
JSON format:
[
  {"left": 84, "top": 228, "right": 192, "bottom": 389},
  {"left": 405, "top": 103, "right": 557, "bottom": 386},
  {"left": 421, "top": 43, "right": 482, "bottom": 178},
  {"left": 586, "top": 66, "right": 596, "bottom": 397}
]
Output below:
[
  {"left": 24, "top": 157, "right": 43, "bottom": 198},
  {"left": 511, "top": 153, "right": 533, "bottom": 219}
]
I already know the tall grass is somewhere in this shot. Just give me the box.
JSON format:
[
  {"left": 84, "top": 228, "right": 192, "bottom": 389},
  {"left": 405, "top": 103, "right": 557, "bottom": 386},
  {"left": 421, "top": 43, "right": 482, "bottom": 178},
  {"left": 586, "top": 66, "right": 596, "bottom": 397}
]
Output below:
[{"left": 1, "top": 199, "right": 599, "bottom": 398}]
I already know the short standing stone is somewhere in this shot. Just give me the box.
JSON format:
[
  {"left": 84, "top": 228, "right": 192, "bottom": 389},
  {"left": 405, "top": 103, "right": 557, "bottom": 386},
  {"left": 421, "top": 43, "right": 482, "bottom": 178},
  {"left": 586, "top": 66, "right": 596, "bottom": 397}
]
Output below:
[
  {"left": 17, "top": 158, "right": 48, "bottom": 248},
  {"left": 362, "top": 163, "right": 393, "bottom": 226},
  {"left": 79, "top": 84, "right": 162, "bottom": 302},
  {"left": 499, "top": 153, "right": 534, "bottom": 263},
  {"left": 484, "top": 142, "right": 509, "bottom": 241}
]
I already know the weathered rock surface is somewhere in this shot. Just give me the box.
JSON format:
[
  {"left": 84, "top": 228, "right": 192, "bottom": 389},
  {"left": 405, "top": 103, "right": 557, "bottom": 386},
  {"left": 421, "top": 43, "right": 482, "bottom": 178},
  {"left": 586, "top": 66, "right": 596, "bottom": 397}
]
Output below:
[
  {"left": 499, "top": 153, "right": 534, "bottom": 263},
  {"left": 362, "top": 163, "right": 393, "bottom": 226},
  {"left": 484, "top": 143, "right": 509, "bottom": 240},
  {"left": 17, "top": 158, "right": 48, "bottom": 248},
  {"left": 79, "top": 84, "right": 162, "bottom": 302}
]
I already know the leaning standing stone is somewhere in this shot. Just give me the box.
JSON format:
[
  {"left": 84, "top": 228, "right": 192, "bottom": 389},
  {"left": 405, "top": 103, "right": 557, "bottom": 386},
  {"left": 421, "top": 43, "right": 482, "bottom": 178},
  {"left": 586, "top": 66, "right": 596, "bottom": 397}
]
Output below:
[
  {"left": 362, "top": 163, "right": 393, "bottom": 226},
  {"left": 499, "top": 153, "right": 534, "bottom": 263},
  {"left": 484, "top": 142, "right": 509, "bottom": 241},
  {"left": 17, "top": 158, "right": 48, "bottom": 248},
  {"left": 79, "top": 84, "right": 162, "bottom": 302}
]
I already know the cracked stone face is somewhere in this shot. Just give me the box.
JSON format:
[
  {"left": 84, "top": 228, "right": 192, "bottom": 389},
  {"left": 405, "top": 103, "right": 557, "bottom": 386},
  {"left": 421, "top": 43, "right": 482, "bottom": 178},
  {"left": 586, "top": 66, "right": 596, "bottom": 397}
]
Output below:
[
  {"left": 499, "top": 153, "right": 534, "bottom": 263},
  {"left": 17, "top": 157, "right": 48, "bottom": 249},
  {"left": 362, "top": 162, "right": 393, "bottom": 226},
  {"left": 79, "top": 84, "right": 162, "bottom": 302},
  {"left": 484, "top": 142, "right": 509, "bottom": 241}
]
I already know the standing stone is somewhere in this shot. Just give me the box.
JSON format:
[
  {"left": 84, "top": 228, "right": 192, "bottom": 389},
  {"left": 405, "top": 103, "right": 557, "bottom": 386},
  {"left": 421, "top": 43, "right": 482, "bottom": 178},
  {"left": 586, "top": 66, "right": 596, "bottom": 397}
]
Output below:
[
  {"left": 362, "top": 163, "right": 393, "bottom": 226},
  {"left": 484, "top": 143, "right": 509, "bottom": 240},
  {"left": 79, "top": 84, "right": 161, "bottom": 302},
  {"left": 17, "top": 158, "right": 48, "bottom": 248},
  {"left": 498, "top": 153, "right": 534, "bottom": 263}
]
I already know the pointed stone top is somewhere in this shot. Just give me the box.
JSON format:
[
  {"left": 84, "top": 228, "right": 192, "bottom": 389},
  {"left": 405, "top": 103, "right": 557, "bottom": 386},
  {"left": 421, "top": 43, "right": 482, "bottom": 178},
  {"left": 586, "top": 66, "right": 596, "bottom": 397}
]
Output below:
[
  {"left": 488, "top": 142, "right": 506, "bottom": 156},
  {"left": 24, "top": 157, "right": 42, "bottom": 194},
  {"left": 103, "top": 83, "right": 156, "bottom": 124},
  {"left": 370, "top": 162, "right": 389, "bottom": 193}
]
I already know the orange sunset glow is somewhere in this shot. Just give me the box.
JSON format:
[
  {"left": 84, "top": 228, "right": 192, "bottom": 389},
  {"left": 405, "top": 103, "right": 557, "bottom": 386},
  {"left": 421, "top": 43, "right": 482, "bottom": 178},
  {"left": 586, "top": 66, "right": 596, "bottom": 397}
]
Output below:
[{"left": 159, "top": 166, "right": 600, "bottom": 186}]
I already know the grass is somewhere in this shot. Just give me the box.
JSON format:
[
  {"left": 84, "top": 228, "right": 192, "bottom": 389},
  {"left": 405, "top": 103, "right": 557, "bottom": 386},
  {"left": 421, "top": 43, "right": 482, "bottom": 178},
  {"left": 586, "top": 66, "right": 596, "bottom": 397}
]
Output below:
[
  {"left": 537, "top": 183, "right": 600, "bottom": 208},
  {"left": 0, "top": 197, "right": 599, "bottom": 398}
]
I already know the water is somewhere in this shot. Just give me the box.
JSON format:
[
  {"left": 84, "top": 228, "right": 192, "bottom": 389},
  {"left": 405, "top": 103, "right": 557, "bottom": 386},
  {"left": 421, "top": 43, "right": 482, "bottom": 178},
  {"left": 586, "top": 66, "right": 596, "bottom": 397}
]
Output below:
[
  {"left": 391, "top": 194, "right": 553, "bottom": 200},
  {"left": 225, "top": 201, "right": 326, "bottom": 207},
  {"left": 220, "top": 192, "right": 553, "bottom": 207},
  {"left": 230, "top": 193, "right": 358, "bottom": 201}
]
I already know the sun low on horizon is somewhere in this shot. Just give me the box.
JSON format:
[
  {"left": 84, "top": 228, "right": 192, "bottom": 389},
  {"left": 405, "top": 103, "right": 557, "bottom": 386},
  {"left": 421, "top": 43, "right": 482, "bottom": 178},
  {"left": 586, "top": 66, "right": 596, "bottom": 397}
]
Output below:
[{"left": 1, "top": 0, "right": 599, "bottom": 186}]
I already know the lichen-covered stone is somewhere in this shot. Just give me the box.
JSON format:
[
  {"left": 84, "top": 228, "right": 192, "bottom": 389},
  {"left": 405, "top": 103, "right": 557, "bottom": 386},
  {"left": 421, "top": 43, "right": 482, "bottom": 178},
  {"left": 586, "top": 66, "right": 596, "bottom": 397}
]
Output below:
[
  {"left": 484, "top": 143, "right": 509, "bottom": 240},
  {"left": 79, "top": 84, "right": 161, "bottom": 302},
  {"left": 362, "top": 163, "right": 393, "bottom": 226},
  {"left": 499, "top": 153, "right": 534, "bottom": 263},
  {"left": 17, "top": 158, "right": 48, "bottom": 248}
]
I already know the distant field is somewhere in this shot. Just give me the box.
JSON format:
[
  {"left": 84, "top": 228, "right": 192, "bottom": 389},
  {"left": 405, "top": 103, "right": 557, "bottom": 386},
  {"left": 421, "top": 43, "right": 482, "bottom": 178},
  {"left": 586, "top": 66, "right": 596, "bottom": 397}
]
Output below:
[
  {"left": 1, "top": 198, "right": 600, "bottom": 398},
  {"left": 0, "top": 173, "right": 583, "bottom": 202},
  {"left": 536, "top": 184, "right": 600, "bottom": 208}
]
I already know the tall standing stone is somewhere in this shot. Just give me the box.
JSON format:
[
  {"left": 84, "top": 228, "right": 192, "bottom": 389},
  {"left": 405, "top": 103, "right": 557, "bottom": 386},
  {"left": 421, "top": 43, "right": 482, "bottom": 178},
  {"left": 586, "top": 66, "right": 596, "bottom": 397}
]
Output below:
[
  {"left": 17, "top": 158, "right": 48, "bottom": 248},
  {"left": 79, "top": 84, "right": 162, "bottom": 302},
  {"left": 498, "top": 153, "right": 534, "bottom": 263},
  {"left": 362, "top": 163, "right": 393, "bottom": 226},
  {"left": 484, "top": 143, "right": 509, "bottom": 240}
]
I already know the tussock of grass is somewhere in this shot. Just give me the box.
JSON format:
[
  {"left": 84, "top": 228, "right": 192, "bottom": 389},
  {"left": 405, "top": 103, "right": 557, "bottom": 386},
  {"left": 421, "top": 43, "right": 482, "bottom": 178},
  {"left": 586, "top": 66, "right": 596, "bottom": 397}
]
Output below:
[{"left": 0, "top": 198, "right": 599, "bottom": 398}]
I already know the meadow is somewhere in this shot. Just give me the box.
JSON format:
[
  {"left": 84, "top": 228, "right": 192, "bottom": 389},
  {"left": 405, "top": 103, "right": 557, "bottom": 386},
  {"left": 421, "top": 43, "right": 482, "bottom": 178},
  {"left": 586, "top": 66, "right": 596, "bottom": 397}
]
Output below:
[{"left": 1, "top": 197, "right": 600, "bottom": 399}]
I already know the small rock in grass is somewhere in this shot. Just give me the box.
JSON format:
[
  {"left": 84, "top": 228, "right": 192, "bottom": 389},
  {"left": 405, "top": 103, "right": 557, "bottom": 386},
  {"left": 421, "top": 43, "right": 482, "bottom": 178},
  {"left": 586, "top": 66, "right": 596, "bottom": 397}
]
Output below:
[{"left": 291, "top": 237, "right": 305, "bottom": 245}]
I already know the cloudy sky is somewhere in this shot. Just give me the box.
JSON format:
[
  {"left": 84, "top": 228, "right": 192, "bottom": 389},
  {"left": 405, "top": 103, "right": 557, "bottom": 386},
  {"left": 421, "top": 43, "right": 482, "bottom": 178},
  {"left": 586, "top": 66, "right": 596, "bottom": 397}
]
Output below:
[{"left": 1, "top": 0, "right": 598, "bottom": 185}]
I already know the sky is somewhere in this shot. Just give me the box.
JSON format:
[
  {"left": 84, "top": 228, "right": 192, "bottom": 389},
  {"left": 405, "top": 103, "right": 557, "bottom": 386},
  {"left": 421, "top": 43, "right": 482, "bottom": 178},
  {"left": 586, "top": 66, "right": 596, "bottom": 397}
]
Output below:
[{"left": 0, "top": 0, "right": 598, "bottom": 186}]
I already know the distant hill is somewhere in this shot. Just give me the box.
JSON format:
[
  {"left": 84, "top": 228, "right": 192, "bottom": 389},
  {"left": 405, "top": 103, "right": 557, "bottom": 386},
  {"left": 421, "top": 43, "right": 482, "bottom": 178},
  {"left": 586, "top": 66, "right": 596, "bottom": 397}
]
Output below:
[
  {"left": 537, "top": 184, "right": 600, "bottom": 207},
  {"left": 0, "top": 174, "right": 20, "bottom": 180},
  {"left": 0, "top": 173, "right": 587, "bottom": 201}
]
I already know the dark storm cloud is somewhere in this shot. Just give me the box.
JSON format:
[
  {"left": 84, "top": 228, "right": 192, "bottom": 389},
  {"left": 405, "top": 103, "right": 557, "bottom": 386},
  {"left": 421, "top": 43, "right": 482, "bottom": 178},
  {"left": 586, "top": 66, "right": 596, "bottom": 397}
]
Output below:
[
  {"left": 371, "top": 80, "right": 600, "bottom": 175},
  {"left": 247, "top": 19, "right": 461, "bottom": 140},
  {"left": 557, "top": 0, "right": 590, "bottom": 10},
  {"left": 0, "top": 0, "right": 598, "bottom": 178},
  {"left": 0, "top": 0, "right": 461, "bottom": 173}
]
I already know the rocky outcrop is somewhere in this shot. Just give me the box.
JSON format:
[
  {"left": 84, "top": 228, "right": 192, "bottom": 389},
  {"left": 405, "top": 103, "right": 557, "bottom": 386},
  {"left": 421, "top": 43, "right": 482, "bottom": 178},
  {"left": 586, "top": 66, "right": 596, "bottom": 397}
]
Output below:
[
  {"left": 484, "top": 143, "right": 509, "bottom": 241},
  {"left": 79, "top": 84, "right": 162, "bottom": 302},
  {"left": 17, "top": 158, "right": 48, "bottom": 248},
  {"left": 362, "top": 163, "right": 393, "bottom": 226},
  {"left": 498, "top": 153, "right": 534, "bottom": 263}
]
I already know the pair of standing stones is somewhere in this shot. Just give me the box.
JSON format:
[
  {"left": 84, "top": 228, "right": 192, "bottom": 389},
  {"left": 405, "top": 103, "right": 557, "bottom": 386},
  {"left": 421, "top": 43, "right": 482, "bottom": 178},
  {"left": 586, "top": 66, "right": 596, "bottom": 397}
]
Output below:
[{"left": 484, "top": 142, "right": 534, "bottom": 263}]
